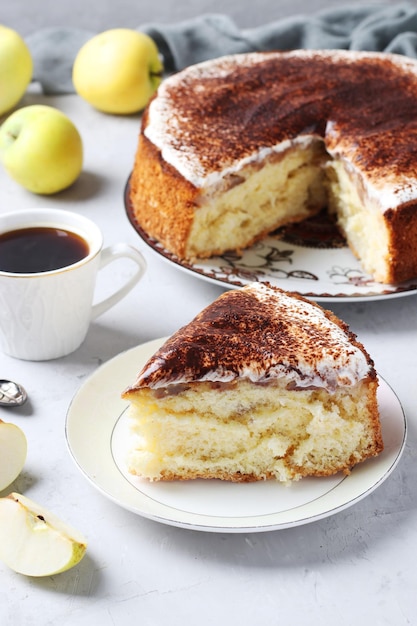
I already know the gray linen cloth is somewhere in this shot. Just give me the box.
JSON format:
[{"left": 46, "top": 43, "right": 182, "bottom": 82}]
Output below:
[{"left": 26, "top": 3, "right": 417, "bottom": 94}]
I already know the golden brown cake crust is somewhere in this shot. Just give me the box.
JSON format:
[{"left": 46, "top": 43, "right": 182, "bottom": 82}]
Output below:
[
  {"left": 129, "top": 124, "right": 198, "bottom": 260},
  {"left": 384, "top": 202, "right": 417, "bottom": 283}
]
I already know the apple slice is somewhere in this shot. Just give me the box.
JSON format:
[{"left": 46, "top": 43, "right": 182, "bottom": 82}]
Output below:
[
  {"left": 0, "top": 419, "right": 27, "bottom": 491},
  {"left": 0, "top": 493, "right": 87, "bottom": 576}
]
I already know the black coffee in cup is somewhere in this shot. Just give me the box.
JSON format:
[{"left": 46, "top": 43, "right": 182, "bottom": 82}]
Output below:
[{"left": 0, "top": 226, "right": 89, "bottom": 273}]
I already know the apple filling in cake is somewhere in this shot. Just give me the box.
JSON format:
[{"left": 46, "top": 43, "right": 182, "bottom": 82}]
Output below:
[
  {"left": 126, "top": 378, "right": 379, "bottom": 482},
  {"left": 186, "top": 140, "right": 327, "bottom": 259}
]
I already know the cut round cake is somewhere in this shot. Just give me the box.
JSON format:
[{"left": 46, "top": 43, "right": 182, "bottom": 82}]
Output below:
[
  {"left": 122, "top": 283, "right": 383, "bottom": 482},
  {"left": 129, "top": 49, "right": 417, "bottom": 284}
]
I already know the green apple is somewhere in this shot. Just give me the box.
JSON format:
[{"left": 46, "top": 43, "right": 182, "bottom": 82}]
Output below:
[
  {"left": 0, "top": 25, "right": 33, "bottom": 116},
  {"left": 0, "top": 420, "right": 27, "bottom": 491},
  {"left": 0, "top": 104, "right": 83, "bottom": 194},
  {"left": 72, "top": 29, "right": 163, "bottom": 114},
  {"left": 0, "top": 492, "right": 87, "bottom": 576}
]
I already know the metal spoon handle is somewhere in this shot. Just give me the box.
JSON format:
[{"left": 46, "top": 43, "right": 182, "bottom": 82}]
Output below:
[{"left": 0, "top": 380, "right": 28, "bottom": 407}]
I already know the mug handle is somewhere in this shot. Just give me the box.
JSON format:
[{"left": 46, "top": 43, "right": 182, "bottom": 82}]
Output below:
[{"left": 90, "top": 243, "right": 146, "bottom": 320}]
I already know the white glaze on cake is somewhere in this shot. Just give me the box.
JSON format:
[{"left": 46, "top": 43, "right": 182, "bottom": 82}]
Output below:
[
  {"left": 126, "top": 283, "right": 373, "bottom": 393},
  {"left": 144, "top": 49, "right": 417, "bottom": 211}
]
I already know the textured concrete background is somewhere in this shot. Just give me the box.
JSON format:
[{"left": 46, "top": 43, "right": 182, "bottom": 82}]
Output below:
[{"left": 3, "top": 0, "right": 395, "bottom": 36}]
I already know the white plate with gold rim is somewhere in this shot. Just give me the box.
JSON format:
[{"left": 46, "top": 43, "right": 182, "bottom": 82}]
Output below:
[{"left": 66, "top": 338, "right": 407, "bottom": 533}]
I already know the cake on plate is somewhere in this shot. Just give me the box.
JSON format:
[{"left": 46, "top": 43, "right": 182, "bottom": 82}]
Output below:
[
  {"left": 128, "top": 49, "right": 417, "bottom": 284},
  {"left": 122, "top": 283, "right": 383, "bottom": 482}
]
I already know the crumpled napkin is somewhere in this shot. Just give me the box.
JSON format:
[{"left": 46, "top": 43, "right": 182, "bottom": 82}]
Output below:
[{"left": 26, "top": 3, "right": 417, "bottom": 94}]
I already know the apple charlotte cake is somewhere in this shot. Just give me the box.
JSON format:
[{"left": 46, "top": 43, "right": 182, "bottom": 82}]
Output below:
[
  {"left": 128, "top": 49, "right": 417, "bottom": 284},
  {"left": 122, "top": 283, "right": 383, "bottom": 482}
]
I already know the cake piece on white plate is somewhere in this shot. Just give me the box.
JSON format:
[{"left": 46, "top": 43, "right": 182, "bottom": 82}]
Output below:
[{"left": 122, "top": 282, "right": 383, "bottom": 482}]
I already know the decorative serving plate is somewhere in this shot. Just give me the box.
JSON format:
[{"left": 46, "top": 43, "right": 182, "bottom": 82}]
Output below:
[
  {"left": 124, "top": 178, "right": 417, "bottom": 302},
  {"left": 66, "top": 339, "right": 407, "bottom": 533}
]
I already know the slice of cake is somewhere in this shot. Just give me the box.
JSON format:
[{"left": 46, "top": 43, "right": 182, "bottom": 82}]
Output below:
[
  {"left": 122, "top": 283, "right": 383, "bottom": 482},
  {"left": 129, "top": 49, "right": 417, "bottom": 284}
]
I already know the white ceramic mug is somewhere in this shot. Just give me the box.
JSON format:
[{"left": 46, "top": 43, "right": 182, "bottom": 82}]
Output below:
[{"left": 0, "top": 208, "right": 147, "bottom": 360}]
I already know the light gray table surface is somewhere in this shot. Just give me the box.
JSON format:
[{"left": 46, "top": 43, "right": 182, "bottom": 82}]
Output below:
[{"left": 1, "top": 2, "right": 417, "bottom": 625}]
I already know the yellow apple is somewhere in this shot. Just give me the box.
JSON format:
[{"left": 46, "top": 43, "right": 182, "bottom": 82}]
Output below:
[
  {"left": 0, "top": 419, "right": 27, "bottom": 491},
  {"left": 0, "top": 25, "right": 33, "bottom": 116},
  {"left": 72, "top": 29, "right": 163, "bottom": 114},
  {"left": 0, "top": 493, "right": 87, "bottom": 576},
  {"left": 0, "top": 104, "right": 83, "bottom": 194}
]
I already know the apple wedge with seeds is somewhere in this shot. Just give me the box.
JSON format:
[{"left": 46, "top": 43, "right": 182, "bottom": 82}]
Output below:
[{"left": 0, "top": 493, "right": 87, "bottom": 576}]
